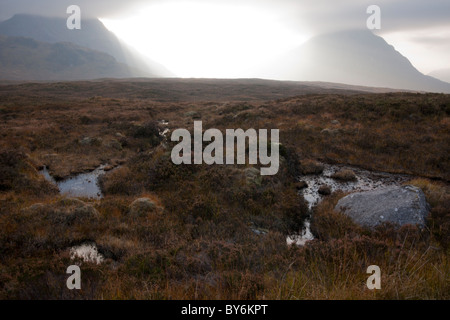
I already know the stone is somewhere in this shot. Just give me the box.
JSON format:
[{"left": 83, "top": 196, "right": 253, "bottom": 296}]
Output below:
[
  {"left": 79, "top": 137, "right": 92, "bottom": 145},
  {"left": 244, "top": 167, "right": 262, "bottom": 186},
  {"left": 185, "top": 111, "right": 201, "bottom": 119},
  {"left": 335, "top": 185, "right": 430, "bottom": 228},
  {"left": 79, "top": 137, "right": 102, "bottom": 146},
  {"left": 321, "top": 128, "right": 340, "bottom": 135}
]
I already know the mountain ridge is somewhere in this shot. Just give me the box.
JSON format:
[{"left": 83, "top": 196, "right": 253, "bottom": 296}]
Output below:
[
  {"left": 0, "top": 35, "right": 152, "bottom": 80},
  {"left": 0, "top": 14, "right": 172, "bottom": 77},
  {"left": 254, "top": 29, "right": 450, "bottom": 93}
]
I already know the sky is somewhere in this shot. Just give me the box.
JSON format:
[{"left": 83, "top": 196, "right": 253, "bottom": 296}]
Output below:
[{"left": 0, "top": 0, "right": 449, "bottom": 77}]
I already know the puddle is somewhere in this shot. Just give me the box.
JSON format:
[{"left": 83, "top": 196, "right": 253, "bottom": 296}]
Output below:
[
  {"left": 70, "top": 243, "right": 104, "bottom": 264},
  {"left": 40, "top": 165, "right": 109, "bottom": 199},
  {"left": 287, "top": 163, "right": 411, "bottom": 246},
  {"left": 286, "top": 220, "right": 314, "bottom": 246},
  {"left": 300, "top": 164, "right": 410, "bottom": 210}
]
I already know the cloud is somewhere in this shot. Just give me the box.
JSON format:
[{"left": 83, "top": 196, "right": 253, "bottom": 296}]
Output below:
[
  {"left": 1, "top": 0, "right": 449, "bottom": 72},
  {"left": 1, "top": 0, "right": 450, "bottom": 33},
  {"left": 0, "top": 0, "right": 153, "bottom": 20}
]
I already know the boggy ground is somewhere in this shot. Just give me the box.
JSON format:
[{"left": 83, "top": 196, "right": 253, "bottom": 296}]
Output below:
[{"left": 0, "top": 79, "right": 449, "bottom": 299}]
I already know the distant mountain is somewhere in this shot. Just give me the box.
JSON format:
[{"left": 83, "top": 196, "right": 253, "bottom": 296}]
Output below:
[
  {"left": 0, "top": 36, "right": 150, "bottom": 80},
  {"left": 0, "top": 14, "right": 172, "bottom": 77},
  {"left": 254, "top": 29, "right": 450, "bottom": 93},
  {"left": 428, "top": 69, "right": 450, "bottom": 84}
]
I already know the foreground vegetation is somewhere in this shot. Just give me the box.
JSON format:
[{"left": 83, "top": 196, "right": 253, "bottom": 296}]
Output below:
[{"left": 0, "top": 80, "right": 449, "bottom": 299}]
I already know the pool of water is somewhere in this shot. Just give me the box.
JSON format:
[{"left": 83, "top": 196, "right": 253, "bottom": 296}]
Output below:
[
  {"left": 301, "top": 164, "right": 410, "bottom": 209},
  {"left": 287, "top": 164, "right": 411, "bottom": 246},
  {"left": 40, "top": 165, "right": 108, "bottom": 199}
]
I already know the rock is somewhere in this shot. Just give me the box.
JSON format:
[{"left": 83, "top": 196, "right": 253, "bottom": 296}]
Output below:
[
  {"left": 332, "top": 169, "right": 357, "bottom": 181},
  {"left": 321, "top": 128, "right": 340, "bottom": 135},
  {"left": 79, "top": 137, "right": 92, "bottom": 145},
  {"left": 244, "top": 167, "right": 262, "bottom": 186},
  {"left": 300, "top": 159, "right": 324, "bottom": 175},
  {"left": 129, "top": 198, "right": 158, "bottom": 217},
  {"left": 335, "top": 185, "right": 430, "bottom": 228},
  {"left": 295, "top": 181, "right": 308, "bottom": 190},
  {"left": 251, "top": 227, "right": 269, "bottom": 235},
  {"left": 318, "top": 185, "right": 331, "bottom": 195},
  {"left": 79, "top": 137, "right": 102, "bottom": 146},
  {"left": 185, "top": 111, "right": 201, "bottom": 119},
  {"left": 331, "top": 120, "right": 340, "bottom": 125}
]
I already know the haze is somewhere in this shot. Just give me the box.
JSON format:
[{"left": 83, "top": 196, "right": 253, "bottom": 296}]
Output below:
[{"left": 1, "top": 0, "right": 450, "bottom": 78}]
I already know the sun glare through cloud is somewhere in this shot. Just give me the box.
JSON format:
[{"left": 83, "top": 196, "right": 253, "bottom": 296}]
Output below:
[{"left": 101, "top": 2, "right": 309, "bottom": 78}]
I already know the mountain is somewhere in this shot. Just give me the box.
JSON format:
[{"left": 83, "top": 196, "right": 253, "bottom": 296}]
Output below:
[
  {"left": 428, "top": 69, "right": 450, "bottom": 84},
  {"left": 254, "top": 29, "right": 450, "bottom": 93},
  {"left": 0, "top": 14, "right": 172, "bottom": 77},
  {"left": 0, "top": 36, "right": 151, "bottom": 80}
]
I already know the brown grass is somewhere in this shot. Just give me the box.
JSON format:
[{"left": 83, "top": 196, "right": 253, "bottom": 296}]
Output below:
[{"left": 0, "top": 80, "right": 449, "bottom": 299}]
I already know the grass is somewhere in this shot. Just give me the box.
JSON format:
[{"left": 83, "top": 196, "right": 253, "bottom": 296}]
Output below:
[{"left": 0, "top": 80, "right": 449, "bottom": 299}]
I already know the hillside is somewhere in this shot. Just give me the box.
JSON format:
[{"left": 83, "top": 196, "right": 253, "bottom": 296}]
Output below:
[
  {"left": 0, "top": 36, "right": 149, "bottom": 80},
  {"left": 0, "top": 14, "right": 172, "bottom": 77},
  {"left": 255, "top": 30, "right": 450, "bottom": 93}
]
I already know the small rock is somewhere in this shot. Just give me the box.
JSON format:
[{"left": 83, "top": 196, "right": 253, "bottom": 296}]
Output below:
[
  {"left": 321, "top": 128, "right": 340, "bottom": 135},
  {"left": 79, "top": 137, "right": 92, "bottom": 145},
  {"left": 79, "top": 137, "right": 102, "bottom": 146},
  {"left": 244, "top": 167, "right": 262, "bottom": 186},
  {"left": 185, "top": 111, "right": 201, "bottom": 119},
  {"left": 331, "top": 120, "right": 340, "bottom": 125}
]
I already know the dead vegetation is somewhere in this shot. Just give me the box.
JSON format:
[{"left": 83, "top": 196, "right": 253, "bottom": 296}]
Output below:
[{"left": 0, "top": 80, "right": 449, "bottom": 299}]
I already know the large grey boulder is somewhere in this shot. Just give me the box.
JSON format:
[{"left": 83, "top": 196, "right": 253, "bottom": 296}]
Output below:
[{"left": 335, "top": 185, "right": 429, "bottom": 228}]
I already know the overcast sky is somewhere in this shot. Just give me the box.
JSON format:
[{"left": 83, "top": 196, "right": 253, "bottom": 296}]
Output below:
[{"left": 1, "top": 0, "right": 449, "bottom": 74}]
